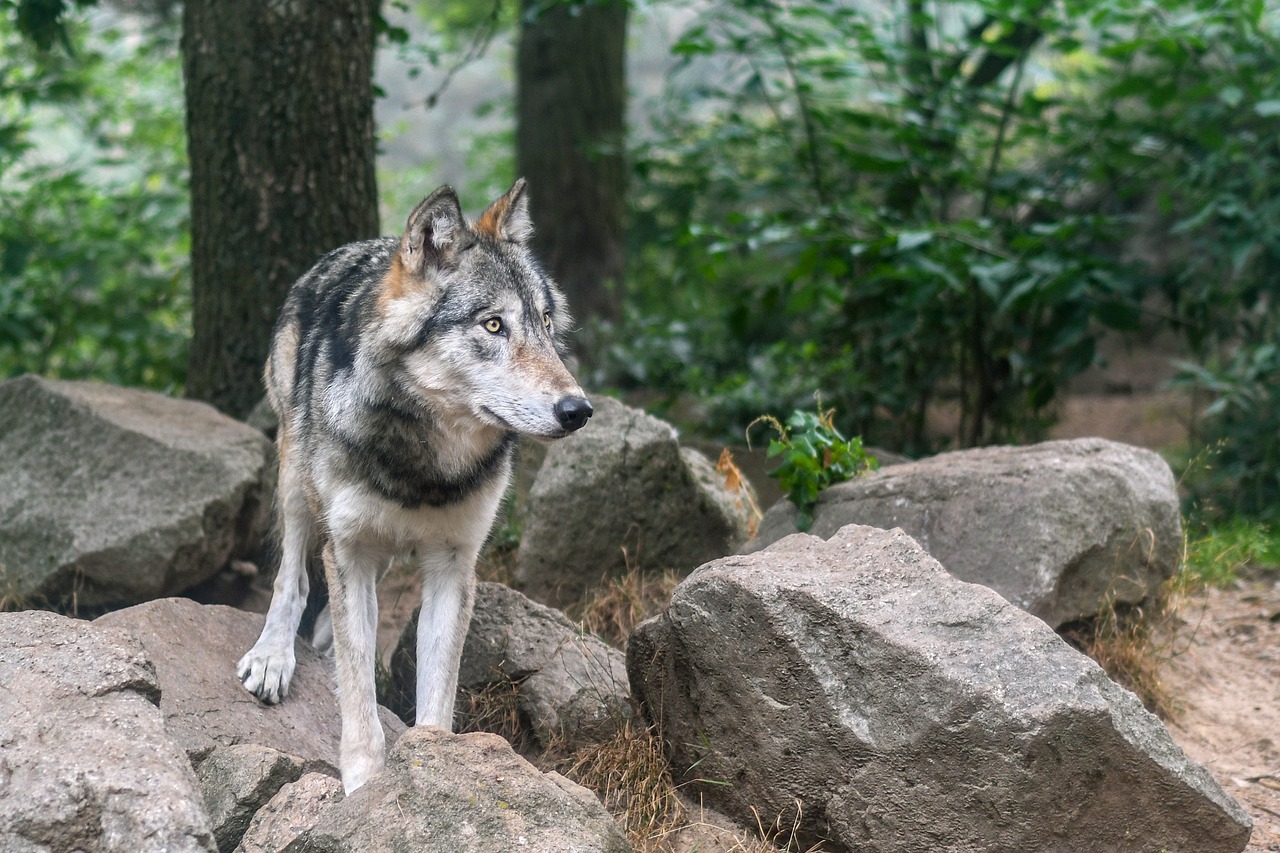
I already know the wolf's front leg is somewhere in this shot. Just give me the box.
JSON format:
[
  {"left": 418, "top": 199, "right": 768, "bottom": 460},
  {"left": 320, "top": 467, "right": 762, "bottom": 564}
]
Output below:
[
  {"left": 324, "top": 538, "right": 385, "bottom": 794},
  {"left": 239, "top": 469, "right": 312, "bottom": 703},
  {"left": 414, "top": 543, "right": 480, "bottom": 728}
]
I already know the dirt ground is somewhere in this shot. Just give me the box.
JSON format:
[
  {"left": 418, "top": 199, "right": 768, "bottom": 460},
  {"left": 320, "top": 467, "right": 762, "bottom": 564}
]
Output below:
[{"left": 1153, "top": 577, "right": 1280, "bottom": 850}]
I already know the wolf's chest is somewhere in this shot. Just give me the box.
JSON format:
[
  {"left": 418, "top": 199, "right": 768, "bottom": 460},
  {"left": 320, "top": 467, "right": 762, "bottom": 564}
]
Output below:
[{"left": 335, "top": 412, "right": 514, "bottom": 509}]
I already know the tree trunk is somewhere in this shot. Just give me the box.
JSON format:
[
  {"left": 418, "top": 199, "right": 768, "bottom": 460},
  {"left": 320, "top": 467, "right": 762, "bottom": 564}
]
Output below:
[
  {"left": 516, "top": 0, "right": 627, "bottom": 343},
  {"left": 182, "top": 0, "right": 379, "bottom": 418}
]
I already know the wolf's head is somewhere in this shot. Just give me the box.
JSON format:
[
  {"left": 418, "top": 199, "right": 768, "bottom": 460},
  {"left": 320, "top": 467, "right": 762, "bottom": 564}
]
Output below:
[{"left": 375, "top": 179, "right": 591, "bottom": 440}]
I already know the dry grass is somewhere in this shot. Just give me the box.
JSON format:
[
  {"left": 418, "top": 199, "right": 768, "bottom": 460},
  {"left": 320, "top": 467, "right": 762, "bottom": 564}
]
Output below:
[
  {"left": 717, "top": 447, "right": 763, "bottom": 540},
  {"left": 558, "top": 721, "right": 832, "bottom": 852},
  {"left": 0, "top": 568, "right": 28, "bottom": 612},
  {"left": 561, "top": 721, "right": 687, "bottom": 851},
  {"left": 456, "top": 671, "right": 534, "bottom": 751},
  {"left": 1070, "top": 516, "right": 1280, "bottom": 719},
  {"left": 475, "top": 540, "right": 518, "bottom": 586},
  {"left": 1061, "top": 587, "right": 1180, "bottom": 718},
  {"left": 1059, "top": 527, "right": 1203, "bottom": 719},
  {"left": 570, "top": 562, "right": 682, "bottom": 650},
  {"left": 746, "top": 802, "right": 831, "bottom": 853}
]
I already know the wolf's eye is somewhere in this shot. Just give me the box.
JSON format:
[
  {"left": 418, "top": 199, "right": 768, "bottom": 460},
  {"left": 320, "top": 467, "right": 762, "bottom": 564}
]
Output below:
[
  {"left": 542, "top": 311, "right": 552, "bottom": 332},
  {"left": 483, "top": 317, "right": 504, "bottom": 335}
]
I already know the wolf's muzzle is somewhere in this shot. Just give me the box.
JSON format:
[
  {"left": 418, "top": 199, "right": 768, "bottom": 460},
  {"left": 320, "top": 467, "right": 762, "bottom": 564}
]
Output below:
[{"left": 555, "top": 396, "right": 593, "bottom": 433}]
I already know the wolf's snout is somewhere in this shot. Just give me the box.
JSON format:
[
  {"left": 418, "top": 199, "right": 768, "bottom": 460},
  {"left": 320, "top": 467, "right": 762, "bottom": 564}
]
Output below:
[{"left": 554, "top": 396, "right": 592, "bottom": 432}]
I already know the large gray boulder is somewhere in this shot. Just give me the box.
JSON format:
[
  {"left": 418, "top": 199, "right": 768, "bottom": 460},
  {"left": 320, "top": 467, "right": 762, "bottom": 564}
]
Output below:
[
  {"left": 95, "top": 598, "right": 405, "bottom": 773},
  {"left": 390, "top": 582, "right": 630, "bottom": 751},
  {"left": 516, "top": 396, "right": 756, "bottom": 608},
  {"left": 281, "top": 727, "right": 632, "bottom": 852},
  {"left": 0, "top": 610, "right": 215, "bottom": 852},
  {"left": 745, "top": 437, "right": 1182, "bottom": 627},
  {"left": 0, "top": 376, "right": 274, "bottom": 609},
  {"left": 629, "top": 525, "right": 1251, "bottom": 853}
]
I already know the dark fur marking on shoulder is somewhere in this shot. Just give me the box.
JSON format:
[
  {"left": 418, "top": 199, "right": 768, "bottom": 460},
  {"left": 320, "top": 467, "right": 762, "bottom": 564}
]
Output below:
[
  {"left": 365, "top": 396, "right": 419, "bottom": 423},
  {"left": 283, "top": 239, "right": 396, "bottom": 409}
]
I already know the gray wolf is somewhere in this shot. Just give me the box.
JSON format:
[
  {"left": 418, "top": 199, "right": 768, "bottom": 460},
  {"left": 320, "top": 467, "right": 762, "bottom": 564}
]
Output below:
[{"left": 237, "top": 179, "right": 592, "bottom": 793}]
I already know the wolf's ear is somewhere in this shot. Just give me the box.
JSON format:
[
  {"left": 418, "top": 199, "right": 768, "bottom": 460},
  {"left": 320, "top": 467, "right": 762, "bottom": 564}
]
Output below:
[
  {"left": 475, "top": 178, "right": 533, "bottom": 245},
  {"left": 400, "top": 185, "right": 466, "bottom": 276}
]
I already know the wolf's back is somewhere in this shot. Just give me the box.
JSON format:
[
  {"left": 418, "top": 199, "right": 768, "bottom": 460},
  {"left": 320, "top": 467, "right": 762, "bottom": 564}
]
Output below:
[{"left": 267, "top": 237, "right": 398, "bottom": 419}]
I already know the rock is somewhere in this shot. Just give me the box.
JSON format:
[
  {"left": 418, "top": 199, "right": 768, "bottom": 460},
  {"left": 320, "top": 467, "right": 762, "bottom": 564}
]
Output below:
[
  {"left": 390, "top": 582, "right": 630, "bottom": 750},
  {"left": 629, "top": 525, "right": 1252, "bottom": 853},
  {"left": 516, "top": 396, "right": 756, "bottom": 608},
  {"left": 244, "top": 395, "right": 278, "bottom": 439},
  {"left": 0, "top": 376, "right": 274, "bottom": 610},
  {"left": 234, "top": 773, "right": 343, "bottom": 853},
  {"left": 198, "top": 744, "right": 305, "bottom": 853},
  {"left": 0, "top": 610, "right": 215, "bottom": 852},
  {"left": 745, "top": 437, "right": 1182, "bottom": 627},
  {"left": 95, "top": 598, "right": 405, "bottom": 773},
  {"left": 283, "top": 727, "right": 632, "bottom": 852}
]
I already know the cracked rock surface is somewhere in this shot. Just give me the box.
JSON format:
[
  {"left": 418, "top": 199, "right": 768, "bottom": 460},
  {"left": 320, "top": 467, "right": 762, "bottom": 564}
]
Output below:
[
  {"left": 0, "top": 610, "right": 215, "bottom": 852},
  {"left": 629, "top": 524, "right": 1252, "bottom": 853},
  {"left": 515, "top": 396, "right": 755, "bottom": 608},
  {"left": 746, "top": 437, "right": 1182, "bottom": 627}
]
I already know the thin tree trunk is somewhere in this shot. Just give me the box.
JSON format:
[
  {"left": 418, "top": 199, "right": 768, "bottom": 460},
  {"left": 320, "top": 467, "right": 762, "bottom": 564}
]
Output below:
[
  {"left": 183, "top": 0, "right": 379, "bottom": 418},
  {"left": 516, "top": 0, "right": 627, "bottom": 343}
]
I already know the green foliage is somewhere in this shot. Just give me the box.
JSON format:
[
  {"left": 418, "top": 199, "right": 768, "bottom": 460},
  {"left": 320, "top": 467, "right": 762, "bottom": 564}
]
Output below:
[
  {"left": 1176, "top": 345, "right": 1280, "bottom": 524},
  {"left": 1183, "top": 517, "right": 1280, "bottom": 588},
  {"left": 619, "top": 0, "right": 1152, "bottom": 450},
  {"left": 750, "top": 407, "right": 877, "bottom": 532},
  {"left": 5, "top": 0, "right": 92, "bottom": 51},
  {"left": 1091, "top": 0, "right": 1280, "bottom": 523},
  {"left": 380, "top": 0, "right": 512, "bottom": 109},
  {"left": 0, "top": 10, "right": 189, "bottom": 390},
  {"left": 615, "top": 0, "right": 1280, "bottom": 497}
]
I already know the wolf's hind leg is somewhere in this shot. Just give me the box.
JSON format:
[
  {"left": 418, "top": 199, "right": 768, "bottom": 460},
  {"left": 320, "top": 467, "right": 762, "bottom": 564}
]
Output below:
[{"left": 239, "top": 461, "right": 312, "bottom": 704}]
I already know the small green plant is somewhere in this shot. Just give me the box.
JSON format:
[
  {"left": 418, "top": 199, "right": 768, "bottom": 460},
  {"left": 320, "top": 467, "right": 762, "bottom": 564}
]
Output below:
[
  {"left": 1183, "top": 518, "right": 1280, "bottom": 589},
  {"left": 750, "top": 408, "right": 877, "bottom": 533}
]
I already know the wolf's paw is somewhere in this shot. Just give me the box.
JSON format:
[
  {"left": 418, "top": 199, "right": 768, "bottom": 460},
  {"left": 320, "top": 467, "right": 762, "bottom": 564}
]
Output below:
[
  {"left": 341, "top": 747, "right": 386, "bottom": 795},
  {"left": 237, "top": 645, "right": 296, "bottom": 705}
]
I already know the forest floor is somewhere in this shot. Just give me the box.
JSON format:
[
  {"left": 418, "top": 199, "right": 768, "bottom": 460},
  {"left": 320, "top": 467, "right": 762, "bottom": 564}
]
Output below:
[{"left": 1157, "top": 575, "right": 1280, "bottom": 850}]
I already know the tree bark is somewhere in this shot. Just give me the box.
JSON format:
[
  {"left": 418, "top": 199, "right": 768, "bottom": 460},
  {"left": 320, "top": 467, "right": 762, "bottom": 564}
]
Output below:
[
  {"left": 182, "top": 0, "right": 379, "bottom": 418},
  {"left": 516, "top": 0, "right": 627, "bottom": 341}
]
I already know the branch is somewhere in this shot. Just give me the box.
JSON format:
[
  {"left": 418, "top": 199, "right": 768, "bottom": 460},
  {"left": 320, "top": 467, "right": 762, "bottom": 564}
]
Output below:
[
  {"left": 980, "top": 47, "right": 1028, "bottom": 218},
  {"left": 964, "top": 19, "right": 1044, "bottom": 91},
  {"left": 410, "top": 0, "right": 505, "bottom": 110},
  {"left": 760, "top": 5, "right": 831, "bottom": 209}
]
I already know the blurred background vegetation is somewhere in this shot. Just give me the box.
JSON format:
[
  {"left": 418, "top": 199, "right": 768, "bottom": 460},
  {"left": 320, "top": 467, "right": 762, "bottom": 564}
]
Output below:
[{"left": 2, "top": 0, "right": 1279, "bottom": 534}]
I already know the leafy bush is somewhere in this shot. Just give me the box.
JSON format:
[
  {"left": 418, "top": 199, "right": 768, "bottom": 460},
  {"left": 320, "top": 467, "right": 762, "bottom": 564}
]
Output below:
[
  {"left": 0, "top": 10, "right": 190, "bottom": 390},
  {"left": 614, "top": 0, "right": 1280, "bottom": 498},
  {"left": 1177, "top": 343, "right": 1280, "bottom": 523},
  {"left": 617, "top": 0, "right": 1158, "bottom": 451},
  {"left": 751, "top": 407, "right": 877, "bottom": 532},
  {"left": 1093, "top": 0, "right": 1280, "bottom": 522}
]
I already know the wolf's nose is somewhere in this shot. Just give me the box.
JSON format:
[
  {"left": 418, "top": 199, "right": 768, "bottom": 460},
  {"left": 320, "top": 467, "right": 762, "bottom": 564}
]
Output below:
[{"left": 555, "top": 396, "right": 592, "bottom": 432}]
